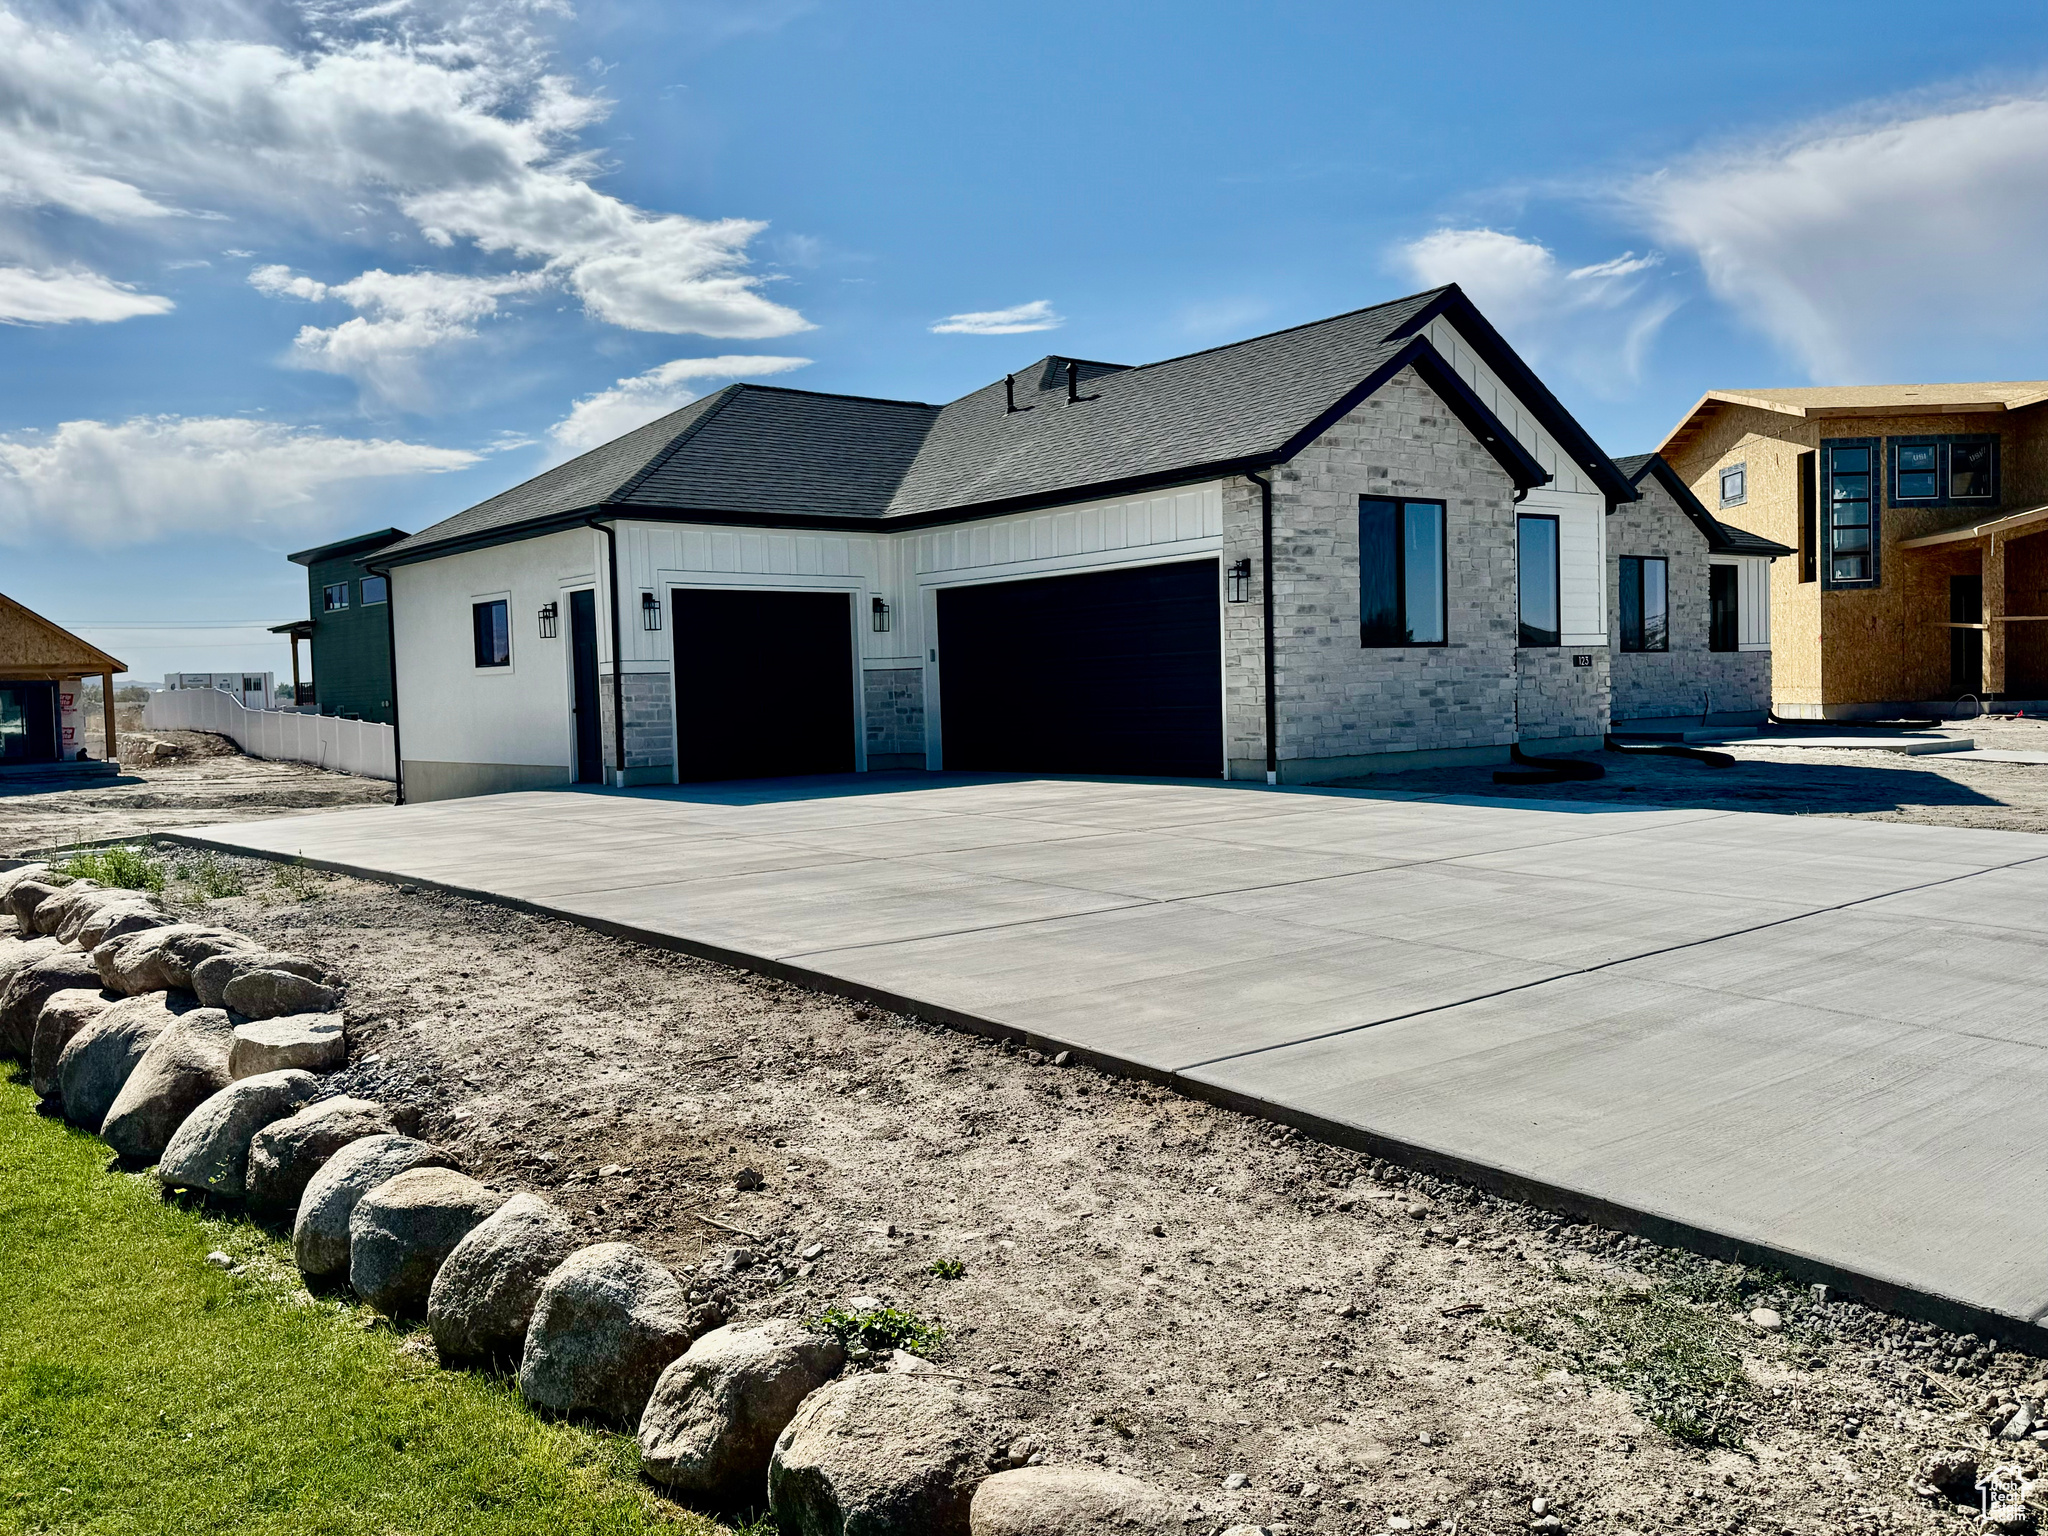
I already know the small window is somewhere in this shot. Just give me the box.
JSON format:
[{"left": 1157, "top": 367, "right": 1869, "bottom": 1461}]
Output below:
[
  {"left": 1709, "top": 566, "right": 1739, "bottom": 652},
  {"left": 1359, "top": 497, "right": 1447, "bottom": 645},
  {"left": 242, "top": 675, "right": 263, "bottom": 692},
  {"left": 1517, "top": 514, "right": 1560, "bottom": 647},
  {"left": 1619, "top": 556, "right": 1668, "bottom": 652},
  {"left": 1823, "top": 438, "right": 1878, "bottom": 586},
  {"left": 472, "top": 599, "right": 510, "bottom": 668},
  {"left": 360, "top": 575, "right": 388, "bottom": 605},
  {"left": 322, "top": 582, "right": 349, "bottom": 612},
  {"left": 1719, "top": 463, "right": 1747, "bottom": 508},
  {"left": 1888, "top": 434, "right": 1998, "bottom": 506}
]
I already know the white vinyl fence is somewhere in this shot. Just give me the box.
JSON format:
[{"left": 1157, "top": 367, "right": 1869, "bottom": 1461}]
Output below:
[{"left": 144, "top": 688, "right": 396, "bottom": 781}]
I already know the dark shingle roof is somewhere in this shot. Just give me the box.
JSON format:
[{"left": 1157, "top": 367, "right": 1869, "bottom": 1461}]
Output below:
[
  {"left": 1615, "top": 452, "right": 1793, "bottom": 558},
  {"left": 381, "top": 286, "right": 1634, "bottom": 565}
]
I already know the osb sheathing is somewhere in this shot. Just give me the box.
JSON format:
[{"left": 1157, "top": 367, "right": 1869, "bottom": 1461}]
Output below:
[
  {"left": 0, "top": 596, "right": 121, "bottom": 679},
  {"left": 1664, "top": 401, "right": 2048, "bottom": 707}
]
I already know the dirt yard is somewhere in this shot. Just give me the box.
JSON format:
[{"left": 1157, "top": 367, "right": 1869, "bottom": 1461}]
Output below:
[
  {"left": 90, "top": 853, "right": 2044, "bottom": 1536},
  {"left": 1333, "top": 717, "right": 2048, "bottom": 834},
  {"left": 0, "top": 714, "right": 391, "bottom": 857}
]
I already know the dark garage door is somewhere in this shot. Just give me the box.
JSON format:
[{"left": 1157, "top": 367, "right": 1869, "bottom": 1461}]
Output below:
[
  {"left": 672, "top": 588, "right": 855, "bottom": 781},
  {"left": 938, "top": 559, "right": 1221, "bottom": 777}
]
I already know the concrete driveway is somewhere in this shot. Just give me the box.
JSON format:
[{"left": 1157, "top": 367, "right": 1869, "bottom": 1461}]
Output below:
[{"left": 168, "top": 774, "right": 2048, "bottom": 1343}]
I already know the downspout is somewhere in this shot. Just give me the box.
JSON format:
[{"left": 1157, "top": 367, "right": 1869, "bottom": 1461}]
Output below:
[
  {"left": 363, "top": 560, "right": 404, "bottom": 804},
  {"left": 586, "top": 517, "right": 628, "bottom": 787},
  {"left": 1245, "top": 471, "right": 1279, "bottom": 784}
]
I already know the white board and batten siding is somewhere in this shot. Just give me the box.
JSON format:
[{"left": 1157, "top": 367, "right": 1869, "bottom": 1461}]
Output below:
[{"left": 1710, "top": 555, "right": 1773, "bottom": 651}]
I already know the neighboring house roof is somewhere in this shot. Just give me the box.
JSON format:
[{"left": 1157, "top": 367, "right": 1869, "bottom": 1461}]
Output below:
[
  {"left": 1657, "top": 382, "right": 2048, "bottom": 460},
  {"left": 287, "top": 527, "right": 411, "bottom": 567},
  {"left": 1613, "top": 453, "right": 1793, "bottom": 559},
  {"left": 0, "top": 591, "right": 127, "bottom": 676},
  {"left": 377, "top": 284, "right": 1638, "bottom": 568}
]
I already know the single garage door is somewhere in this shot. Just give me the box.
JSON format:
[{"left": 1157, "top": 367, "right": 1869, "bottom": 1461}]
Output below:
[
  {"left": 672, "top": 588, "right": 855, "bottom": 781},
  {"left": 938, "top": 559, "right": 1221, "bottom": 778}
]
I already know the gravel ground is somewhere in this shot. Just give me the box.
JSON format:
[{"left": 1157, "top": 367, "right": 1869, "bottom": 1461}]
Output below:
[
  {"left": 104, "top": 855, "right": 2046, "bottom": 1536},
  {"left": 1328, "top": 717, "right": 2048, "bottom": 834}
]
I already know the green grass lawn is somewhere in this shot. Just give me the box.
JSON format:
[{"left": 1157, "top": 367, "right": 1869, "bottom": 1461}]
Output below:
[{"left": 0, "top": 1078, "right": 740, "bottom": 1536}]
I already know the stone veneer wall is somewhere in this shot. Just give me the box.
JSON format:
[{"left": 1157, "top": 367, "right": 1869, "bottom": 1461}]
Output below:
[
  {"left": 599, "top": 670, "right": 675, "bottom": 772},
  {"left": 1223, "top": 366, "right": 1526, "bottom": 779},
  {"left": 1609, "top": 478, "right": 1772, "bottom": 722},
  {"left": 863, "top": 667, "right": 926, "bottom": 768},
  {"left": 1516, "top": 649, "right": 1609, "bottom": 744}
]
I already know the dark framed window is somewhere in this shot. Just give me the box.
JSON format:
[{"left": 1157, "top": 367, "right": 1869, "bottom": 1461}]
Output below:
[
  {"left": 1517, "top": 514, "right": 1560, "bottom": 647},
  {"left": 1888, "top": 434, "right": 1998, "bottom": 507},
  {"left": 360, "top": 575, "right": 388, "bottom": 605},
  {"left": 1821, "top": 437, "right": 1879, "bottom": 587},
  {"left": 322, "top": 582, "right": 349, "bottom": 612},
  {"left": 1359, "top": 497, "right": 1446, "bottom": 646},
  {"left": 472, "top": 599, "right": 511, "bottom": 668},
  {"left": 1797, "top": 450, "right": 1818, "bottom": 583},
  {"left": 1618, "top": 556, "right": 1668, "bottom": 652},
  {"left": 1719, "top": 462, "right": 1747, "bottom": 508},
  {"left": 1709, "top": 565, "right": 1739, "bottom": 652}
]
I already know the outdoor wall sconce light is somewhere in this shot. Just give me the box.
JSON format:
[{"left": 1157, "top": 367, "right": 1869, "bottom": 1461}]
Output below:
[
  {"left": 1226, "top": 558, "right": 1252, "bottom": 603},
  {"left": 641, "top": 591, "right": 662, "bottom": 631},
  {"left": 537, "top": 601, "right": 559, "bottom": 639},
  {"left": 871, "top": 595, "right": 893, "bottom": 633}
]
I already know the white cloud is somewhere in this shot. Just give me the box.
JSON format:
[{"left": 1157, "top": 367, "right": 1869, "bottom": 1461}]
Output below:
[
  {"left": 0, "top": 3, "right": 809, "bottom": 374},
  {"left": 0, "top": 415, "right": 476, "bottom": 547},
  {"left": 1622, "top": 94, "right": 2048, "bottom": 379},
  {"left": 930, "top": 299, "right": 1063, "bottom": 336},
  {"left": 0, "top": 266, "right": 173, "bottom": 324},
  {"left": 1396, "top": 228, "right": 1676, "bottom": 393},
  {"left": 548, "top": 354, "right": 812, "bottom": 457},
  {"left": 252, "top": 263, "right": 547, "bottom": 403}
]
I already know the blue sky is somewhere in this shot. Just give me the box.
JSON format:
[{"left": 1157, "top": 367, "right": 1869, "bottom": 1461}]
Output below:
[{"left": 7, "top": 0, "right": 2048, "bottom": 679}]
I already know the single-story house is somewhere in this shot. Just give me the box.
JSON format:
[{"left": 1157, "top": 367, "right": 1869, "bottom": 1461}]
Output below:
[
  {"left": 0, "top": 592, "right": 125, "bottom": 772},
  {"left": 1655, "top": 381, "right": 2048, "bottom": 716},
  {"left": 1606, "top": 454, "right": 1790, "bottom": 729},
  {"left": 368, "top": 283, "right": 1648, "bottom": 802}
]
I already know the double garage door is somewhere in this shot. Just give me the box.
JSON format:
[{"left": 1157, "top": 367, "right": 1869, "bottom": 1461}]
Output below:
[{"left": 674, "top": 558, "right": 1221, "bottom": 782}]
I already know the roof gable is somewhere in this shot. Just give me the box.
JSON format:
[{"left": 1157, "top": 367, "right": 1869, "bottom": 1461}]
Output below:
[
  {"left": 1613, "top": 452, "right": 1792, "bottom": 558},
  {"left": 0, "top": 592, "right": 126, "bottom": 674}
]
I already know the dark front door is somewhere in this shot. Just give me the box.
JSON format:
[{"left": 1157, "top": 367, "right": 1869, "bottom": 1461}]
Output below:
[
  {"left": 569, "top": 589, "right": 603, "bottom": 783},
  {"left": 1951, "top": 574, "right": 1984, "bottom": 693},
  {"left": 937, "top": 559, "right": 1222, "bottom": 778},
  {"left": 672, "top": 588, "right": 855, "bottom": 781},
  {"left": 0, "top": 682, "right": 58, "bottom": 764}
]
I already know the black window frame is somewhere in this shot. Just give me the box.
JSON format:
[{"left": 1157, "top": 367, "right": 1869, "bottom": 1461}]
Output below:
[
  {"left": 322, "top": 582, "right": 349, "bottom": 612},
  {"left": 1516, "top": 512, "right": 1561, "bottom": 648},
  {"left": 1358, "top": 495, "right": 1448, "bottom": 648},
  {"left": 1708, "top": 565, "right": 1740, "bottom": 653},
  {"left": 1821, "top": 437, "right": 1880, "bottom": 589},
  {"left": 1887, "top": 433, "right": 1998, "bottom": 508},
  {"left": 1719, "top": 462, "right": 1747, "bottom": 509},
  {"left": 359, "top": 575, "right": 389, "bottom": 606},
  {"left": 471, "top": 599, "right": 511, "bottom": 668},
  {"left": 1618, "top": 555, "right": 1669, "bottom": 653}
]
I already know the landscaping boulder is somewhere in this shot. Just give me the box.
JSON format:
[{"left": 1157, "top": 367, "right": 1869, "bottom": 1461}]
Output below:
[
  {"left": 769, "top": 1372, "right": 1004, "bottom": 1536},
  {"left": 639, "top": 1319, "right": 846, "bottom": 1502},
  {"left": 0, "top": 862, "right": 50, "bottom": 910},
  {"left": 55, "top": 993, "right": 190, "bottom": 1130},
  {"left": 349, "top": 1167, "right": 509, "bottom": 1316},
  {"left": 246, "top": 1096, "right": 394, "bottom": 1215},
  {"left": 98, "top": 1007, "right": 236, "bottom": 1162},
  {"left": 156, "top": 1069, "right": 319, "bottom": 1198},
  {"left": 0, "top": 933, "right": 60, "bottom": 986},
  {"left": 6, "top": 875, "right": 75, "bottom": 932},
  {"left": 518, "top": 1242, "right": 709, "bottom": 1428},
  {"left": 193, "top": 950, "right": 340, "bottom": 1011},
  {"left": 968, "top": 1467, "right": 1182, "bottom": 1535},
  {"left": 0, "top": 947, "right": 106, "bottom": 1060},
  {"left": 94, "top": 924, "right": 258, "bottom": 995},
  {"left": 427, "top": 1193, "right": 579, "bottom": 1365},
  {"left": 229, "top": 1013, "right": 344, "bottom": 1077},
  {"left": 222, "top": 968, "right": 340, "bottom": 1020},
  {"left": 293, "top": 1133, "right": 460, "bottom": 1279},
  {"left": 74, "top": 900, "right": 165, "bottom": 951},
  {"left": 36, "top": 882, "right": 114, "bottom": 941},
  {"left": 29, "top": 987, "right": 112, "bottom": 1100}
]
